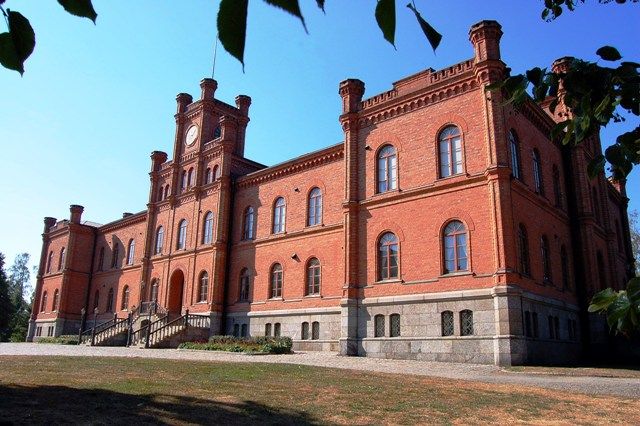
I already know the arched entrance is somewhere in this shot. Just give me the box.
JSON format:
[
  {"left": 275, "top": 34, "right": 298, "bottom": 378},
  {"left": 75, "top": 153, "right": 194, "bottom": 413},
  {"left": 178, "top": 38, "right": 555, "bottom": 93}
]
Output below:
[{"left": 168, "top": 269, "right": 185, "bottom": 315}]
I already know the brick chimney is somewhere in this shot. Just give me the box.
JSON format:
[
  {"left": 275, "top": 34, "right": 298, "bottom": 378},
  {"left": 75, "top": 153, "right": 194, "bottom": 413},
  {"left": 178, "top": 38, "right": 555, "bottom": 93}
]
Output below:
[
  {"left": 200, "top": 78, "right": 218, "bottom": 100},
  {"left": 69, "top": 205, "right": 84, "bottom": 224},
  {"left": 176, "top": 93, "right": 193, "bottom": 114}
]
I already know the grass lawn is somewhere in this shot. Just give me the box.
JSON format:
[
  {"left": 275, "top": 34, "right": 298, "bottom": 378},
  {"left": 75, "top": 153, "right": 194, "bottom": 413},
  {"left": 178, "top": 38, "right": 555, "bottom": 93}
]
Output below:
[{"left": 0, "top": 356, "right": 638, "bottom": 425}]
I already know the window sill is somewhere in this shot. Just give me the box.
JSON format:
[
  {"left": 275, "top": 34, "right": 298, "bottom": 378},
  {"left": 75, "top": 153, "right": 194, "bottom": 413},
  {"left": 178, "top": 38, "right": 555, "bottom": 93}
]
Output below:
[
  {"left": 374, "top": 279, "right": 402, "bottom": 285},
  {"left": 439, "top": 271, "right": 473, "bottom": 279},
  {"left": 304, "top": 294, "right": 321, "bottom": 298},
  {"left": 267, "top": 297, "right": 283, "bottom": 302}
]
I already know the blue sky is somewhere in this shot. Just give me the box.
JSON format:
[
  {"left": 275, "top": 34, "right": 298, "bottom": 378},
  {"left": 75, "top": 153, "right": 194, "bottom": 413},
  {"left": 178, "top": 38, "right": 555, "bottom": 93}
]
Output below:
[{"left": 1, "top": 1, "right": 638, "bottom": 288}]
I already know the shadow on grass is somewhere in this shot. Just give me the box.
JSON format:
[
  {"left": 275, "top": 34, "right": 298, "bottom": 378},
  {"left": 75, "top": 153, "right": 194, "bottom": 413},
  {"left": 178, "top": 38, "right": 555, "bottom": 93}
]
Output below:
[{"left": 0, "top": 384, "right": 319, "bottom": 425}]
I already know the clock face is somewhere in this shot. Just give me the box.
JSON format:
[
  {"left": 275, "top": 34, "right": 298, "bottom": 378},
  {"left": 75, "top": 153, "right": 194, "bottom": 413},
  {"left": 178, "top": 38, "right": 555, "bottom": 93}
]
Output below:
[{"left": 185, "top": 125, "right": 199, "bottom": 146}]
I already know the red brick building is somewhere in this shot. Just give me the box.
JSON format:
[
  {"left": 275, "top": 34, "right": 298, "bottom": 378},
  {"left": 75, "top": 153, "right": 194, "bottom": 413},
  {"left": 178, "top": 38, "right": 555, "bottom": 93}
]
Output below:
[{"left": 29, "top": 21, "right": 635, "bottom": 365}]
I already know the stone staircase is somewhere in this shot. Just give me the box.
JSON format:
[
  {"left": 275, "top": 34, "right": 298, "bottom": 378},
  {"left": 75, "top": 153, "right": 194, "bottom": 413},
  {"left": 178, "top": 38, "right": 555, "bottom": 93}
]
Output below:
[{"left": 79, "top": 303, "right": 211, "bottom": 349}]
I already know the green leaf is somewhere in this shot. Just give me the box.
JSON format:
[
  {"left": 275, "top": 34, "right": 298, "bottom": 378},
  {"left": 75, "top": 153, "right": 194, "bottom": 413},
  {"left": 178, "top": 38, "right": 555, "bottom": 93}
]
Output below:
[
  {"left": 587, "top": 155, "right": 605, "bottom": 178},
  {"left": 606, "top": 291, "right": 630, "bottom": 333},
  {"left": 57, "top": 0, "right": 97, "bottom": 23},
  {"left": 526, "top": 67, "right": 544, "bottom": 86},
  {"left": 605, "top": 144, "right": 625, "bottom": 168},
  {"left": 375, "top": 0, "right": 396, "bottom": 47},
  {"left": 627, "top": 277, "right": 640, "bottom": 304},
  {"left": 406, "top": 2, "right": 442, "bottom": 52},
  {"left": 589, "top": 288, "right": 618, "bottom": 312},
  {"left": 217, "top": 0, "right": 248, "bottom": 70},
  {"left": 263, "top": 0, "right": 307, "bottom": 32},
  {"left": 596, "top": 45, "right": 622, "bottom": 62},
  {"left": 0, "top": 10, "right": 36, "bottom": 75},
  {"left": 551, "top": 119, "right": 570, "bottom": 141}
]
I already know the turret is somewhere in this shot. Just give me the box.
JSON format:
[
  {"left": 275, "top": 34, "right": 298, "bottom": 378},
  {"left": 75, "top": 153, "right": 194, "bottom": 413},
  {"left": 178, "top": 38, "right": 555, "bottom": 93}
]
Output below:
[
  {"left": 339, "top": 79, "right": 365, "bottom": 115},
  {"left": 469, "top": 20, "right": 505, "bottom": 85},
  {"left": 200, "top": 78, "right": 218, "bottom": 100},
  {"left": 69, "top": 205, "right": 84, "bottom": 224}
]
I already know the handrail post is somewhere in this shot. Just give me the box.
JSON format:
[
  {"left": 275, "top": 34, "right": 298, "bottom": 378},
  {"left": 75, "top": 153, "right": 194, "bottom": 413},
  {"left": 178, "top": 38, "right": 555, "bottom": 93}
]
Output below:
[
  {"left": 126, "top": 312, "right": 132, "bottom": 346},
  {"left": 184, "top": 309, "right": 189, "bottom": 328}
]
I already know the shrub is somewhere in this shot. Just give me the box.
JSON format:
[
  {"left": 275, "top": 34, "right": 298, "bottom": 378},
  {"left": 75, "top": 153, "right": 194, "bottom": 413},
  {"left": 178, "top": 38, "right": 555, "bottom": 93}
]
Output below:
[
  {"left": 36, "top": 335, "right": 79, "bottom": 345},
  {"left": 178, "top": 335, "right": 292, "bottom": 354}
]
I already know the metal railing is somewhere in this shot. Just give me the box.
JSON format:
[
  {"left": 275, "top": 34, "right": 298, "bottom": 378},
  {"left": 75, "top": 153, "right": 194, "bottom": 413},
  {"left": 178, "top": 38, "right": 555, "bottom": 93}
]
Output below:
[
  {"left": 79, "top": 314, "right": 119, "bottom": 344},
  {"left": 144, "top": 310, "right": 210, "bottom": 348},
  {"left": 128, "top": 313, "right": 169, "bottom": 346},
  {"left": 91, "top": 316, "right": 129, "bottom": 346}
]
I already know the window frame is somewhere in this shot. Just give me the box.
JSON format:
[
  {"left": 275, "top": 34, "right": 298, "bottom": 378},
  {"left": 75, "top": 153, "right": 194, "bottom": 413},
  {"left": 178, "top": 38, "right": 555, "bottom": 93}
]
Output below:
[
  {"left": 307, "top": 187, "right": 323, "bottom": 226},
  {"left": 441, "top": 310, "right": 454, "bottom": 336},
  {"left": 532, "top": 149, "right": 544, "bottom": 195},
  {"left": 198, "top": 271, "right": 209, "bottom": 303},
  {"left": 202, "top": 211, "right": 214, "bottom": 245},
  {"left": 306, "top": 258, "right": 321, "bottom": 296},
  {"left": 239, "top": 268, "right": 250, "bottom": 302},
  {"left": 374, "top": 314, "right": 385, "bottom": 337},
  {"left": 460, "top": 310, "right": 474, "bottom": 336},
  {"left": 438, "top": 125, "right": 463, "bottom": 178},
  {"left": 442, "top": 220, "right": 469, "bottom": 274},
  {"left": 52, "top": 289, "right": 60, "bottom": 312},
  {"left": 111, "top": 244, "right": 119, "bottom": 269},
  {"left": 508, "top": 130, "right": 522, "bottom": 181},
  {"left": 127, "top": 239, "right": 135, "bottom": 266},
  {"left": 121, "top": 285, "right": 130, "bottom": 310},
  {"left": 376, "top": 144, "right": 398, "bottom": 194},
  {"left": 242, "top": 206, "right": 255, "bottom": 240},
  {"left": 270, "top": 263, "right": 283, "bottom": 299},
  {"left": 377, "top": 232, "right": 399, "bottom": 281},
  {"left": 541, "top": 235, "right": 552, "bottom": 283},
  {"left": 155, "top": 226, "right": 164, "bottom": 255},
  {"left": 106, "top": 288, "right": 114, "bottom": 313},
  {"left": 389, "top": 313, "right": 401, "bottom": 337},
  {"left": 272, "top": 197, "right": 286, "bottom": 234},
  {"left": 41, "top": 291, "right": 48, "bottom": 312},
  {"left": 58, "top": 247, "right": 66, "bottom": 271},
  {"left": 177, "top": 219, "right": 187, "bottom": 250},
  {"left": 518, "top": 224, "right": 531, "bottom": 276}
]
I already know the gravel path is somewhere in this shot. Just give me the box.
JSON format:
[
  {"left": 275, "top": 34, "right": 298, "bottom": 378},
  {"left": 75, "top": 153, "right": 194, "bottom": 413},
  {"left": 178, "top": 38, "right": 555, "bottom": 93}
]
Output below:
[{"left": 1, "top": 343, "right": 638, "bottom": 398}]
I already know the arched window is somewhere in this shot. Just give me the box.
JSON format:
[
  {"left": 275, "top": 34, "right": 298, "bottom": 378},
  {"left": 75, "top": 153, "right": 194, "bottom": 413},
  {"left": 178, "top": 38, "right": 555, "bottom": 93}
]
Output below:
[
  {"left": 177, "top": 220, "right": 187, "bottom": 250},
  {"left": 58, "top": 247, "right": 66, "bottom": 271},
  {"left": 46, "top": 251, "right": 53, "bottom": 273},
  {"left": 308, "top": 187, "right": 322, "bottom": 226},
  {"left": 265, "top": 323, "right": 272, "bottom": 337},
  {"left": 509, "top": 130, "right": 522, "bottom": 180},
  {"left": 311, "top": 321, "right": 320, "bottom": 340},
  {"left": 306, "top": 258, "right": 321, "bottom": 296},
  {"left": 460, "top": 310, "right": 474, "bottom": 336},
  {"left": 243, "top": 206, "right": 255, "bottom": 240},
  {"left": 378, "top": 232, "right": 399, "bottom": 281},
  {"left": 560, "top": 245, "right": 570, "bottom": 291},
  {"left": 270, "top": 263, "right": 283, "bottom": 298},
  {"left": 214, "top": 125, "right": 222, "bottom": 139},
  {"left": 441, "top": 311, "right": 454, "bottom": 336},
  {"left": 443, "top": 220, "right": 468, "bottom": 274},
  {"left": 111, "top": 243, "right": 119, "bottom": 269},
  {"left": 533, "top": 149, "right": 544, "bottom": 195},
  {"left": 181, "top": 170, "right": 187, "bottom": 192},
  {"left": 439, "top": 125, "right": 463, "bottom": 178},
  {"left": 158, "top": 186, "right": 164, "bottom": 201},
  {"left": 106, "top": 288, "right": 114, "bottom": 313},
  {"left": 213, "top": 165, "right": 220, "bottom": 180},
  {"left": 239, "top": 268, "right": 250, "bottom": 301},
  {"left": 552, "top": 165, "right": 562, "bottom": 208},
  {"left": 187, "top": 167, "right": 194, "bottom": 187},
  {"left": 40, "top": 292, "right": 48, "bottom": 312},
  {"left": 389, "top": 314, "right": 401, "bottom": 337},
  {"left": 155, "top": 226, "right": 164, "bottom": 255},
  {"left": 273, "top": 197, "right": 286, "bottom": 234},
  {"left": 596, "top": 251, "right": 607, "bottom": 291},
  {"left": 541, "top": 236, "right": 551, "bottom": 283},
  {"left": 274, "top": 323, "right": 281, "bottom": 337},
  {"left": 592, "top": 187, "right": 601, "bottom": 223},
  {"left": 127, "top": 239, "right": 135, "bottom": 265},
  {"left": 377, "top": 145, "right": 397, "bottom": 193},
  {"left": 150, "top": 279, "right": 159, "bottom": 303},
  {"left": 198, "top": 272, "right": 208, "bottom": 302},
  {"left": 93, "top": 290, "right": 99, "bottom": 311},
  {"left": 121, "top": 286, "right": 130, "bottom": 310},
  {"left": 164, "top": 185, "right": 170, "bottom": 199},
  {"left": 205, "top": 167, "right": 212, "bottom": 184},
  {"left": 518, "top": 224, "right": 531, "bottom": 276},
  {"left": 202, "top": 212, "right": 214, "bottom": 244},
  {"left": 374, "top": 314, "right": 385, "bottom": 337},
  {"left": 301, "top": 322, "right": 310, "bottom": 340},
  {"left": 97, "top": 247, "right": 105, "bottom": 271},
  {"left": 52, "top": 289, "right": 60, "bottom": 312}
]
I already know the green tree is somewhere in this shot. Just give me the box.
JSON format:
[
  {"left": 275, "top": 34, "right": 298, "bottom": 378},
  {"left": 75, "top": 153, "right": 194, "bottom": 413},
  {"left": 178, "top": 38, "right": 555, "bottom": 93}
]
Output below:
[
  {"left": 7, "top": 253, "right": 32, "bottom": 342},
  {"left": 630, "top": 210, "right": 640, "bottom": 275},
  {"left": 0, "top": 253, "right": 15, "bottom": 342}
]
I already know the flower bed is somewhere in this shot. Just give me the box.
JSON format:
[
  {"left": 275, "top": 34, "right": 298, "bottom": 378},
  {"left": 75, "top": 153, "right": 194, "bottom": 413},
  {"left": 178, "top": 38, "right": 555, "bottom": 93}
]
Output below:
[{"left": 178, "top": 335, "right": 292, "bottom": 354}]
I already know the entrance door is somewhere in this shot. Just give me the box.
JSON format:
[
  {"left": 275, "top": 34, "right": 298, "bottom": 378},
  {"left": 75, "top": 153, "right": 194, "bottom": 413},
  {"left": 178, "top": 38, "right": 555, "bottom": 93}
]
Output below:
[{"left": 168, "top": 270, "right": 185, "bottom": 315}]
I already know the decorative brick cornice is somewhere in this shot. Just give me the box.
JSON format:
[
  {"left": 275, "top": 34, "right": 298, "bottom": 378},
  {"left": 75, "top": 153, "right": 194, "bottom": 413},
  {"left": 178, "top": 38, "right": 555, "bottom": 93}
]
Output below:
[
  {"left": 358, "top": 60, "right": 478, "bottom": 127},
  {"left": 236, "top": 144, "right": 344, "bottom": 189},
  {"left": 517, "top": 99, "right": 557, "bottom": 141},
  {"left": 99, "top": 211, "right": 147, "bottom": 233}
]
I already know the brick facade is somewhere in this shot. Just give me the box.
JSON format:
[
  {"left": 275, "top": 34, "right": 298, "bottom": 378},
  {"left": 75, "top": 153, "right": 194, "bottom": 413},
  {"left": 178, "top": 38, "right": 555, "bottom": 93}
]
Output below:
[{"left": 28, "top": 21, "right": 634, "bottom": 365}]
